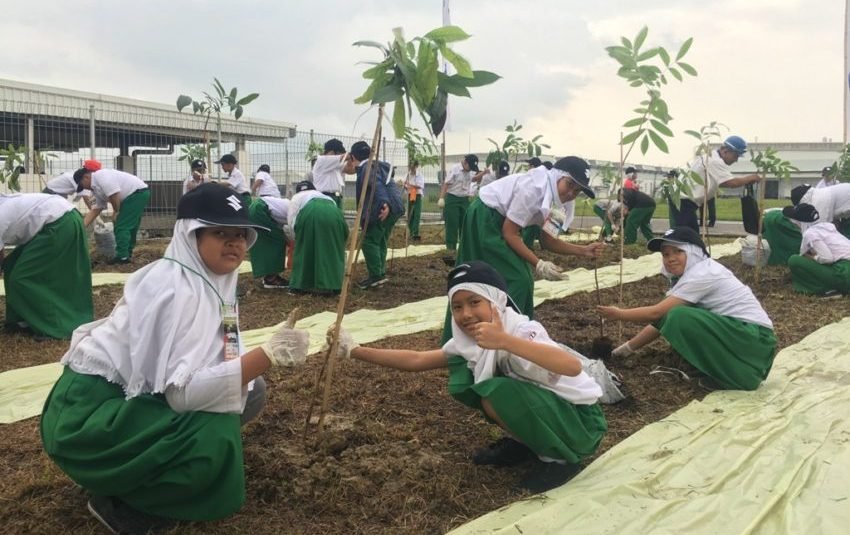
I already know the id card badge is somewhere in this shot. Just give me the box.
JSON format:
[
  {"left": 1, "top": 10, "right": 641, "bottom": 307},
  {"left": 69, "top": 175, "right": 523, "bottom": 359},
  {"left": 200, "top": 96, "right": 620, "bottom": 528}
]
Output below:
[
  {"left": 542, "top": 206, "right": 566, "bottom": 238},
  {"left": 221, "top": 303, "right": 241, "bottom": 361}
]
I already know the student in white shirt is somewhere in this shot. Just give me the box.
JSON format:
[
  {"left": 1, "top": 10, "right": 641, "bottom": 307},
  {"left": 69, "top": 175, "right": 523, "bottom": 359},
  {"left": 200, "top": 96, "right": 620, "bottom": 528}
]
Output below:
[
  {"left": 815, "top": 166, "right": 837, "bottom": 189},
  {"left": 479, "top": 160, "right": 510, "bottom": 190},
  {"left": 182, "top": 159, "right": 207, "bottom": 195},
  {"left": 0, "top": 193, "right": 93, "bottom": 339},
  {"left": 251, "top": 164, "right": 280, "bottom": 198},
  {"left": 678, "top": 136, "right": 761, "bottom": 232},
  {"left": 593, "top": 198, "right": 623, "bottom": 241},
  {"left": 247, "top": 194, "right": 291, "bottom": 289},
  {"left": 598, "top": 227, "right": 777, "bottom": 390},
  {"left": 216, "top": 154, "right": 250, "bottom": 205},
  {"left": 331, "top": 261, "right": 607, "bottom": 493},
  {"left": 43, "top": 159, "right": 100, "bottom": 207},
  {"left": 404, "top": 161, "right": 426, "bottom": 241},
  {"left": 74, "top": 167, "right": 150, "bottom": 264},
  {"left": 784, "top": 203, "right": 850, "bottom": 296},
  {"left": 438, "top": 154, "right": 485, "bottom": 259},
  {"left": 40, "top": 183, "right": 311, "bottom": 534},
  {"left": 310, "top": 138, "right": 347, "bottom": 210}
]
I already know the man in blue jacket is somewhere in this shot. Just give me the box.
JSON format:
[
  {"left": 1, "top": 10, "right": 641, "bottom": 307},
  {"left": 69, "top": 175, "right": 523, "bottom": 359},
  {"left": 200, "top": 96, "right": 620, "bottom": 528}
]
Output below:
[{"left": 346, "top": 141, "right": 404, "bottom": 289}]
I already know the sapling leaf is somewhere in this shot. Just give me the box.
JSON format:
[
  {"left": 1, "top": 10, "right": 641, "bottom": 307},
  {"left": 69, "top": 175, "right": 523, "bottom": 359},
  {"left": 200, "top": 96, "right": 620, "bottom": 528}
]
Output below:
[
  {"left": 463, "top": 70, "right": 501, "bottom": 87},
  {"left": 636, "top": 47, "right": 659, "bottom": 61},
  {"left": 176, "top": 95, "right": 193, "bottom": 111},
  {"left": 392, "top": 96, "right": 406, "bottom": 138},
  {"left": 640, "top": 135, "right": 650, "bottom": 154},
  {"left": 424, "top": 25, "right": 471, "bottom": 43},
  {"left": 676, "top": 37, "right": 693, "bottom": 60},
  {"left": 678, "top": 62, "right": 698, "bottom": 76},
  {"left": 651, "top": 120, "right": 673, "bottom": 137},
  {"left": 658, "top": 47, "right": 670, "bottom": 65},
  {"left": 353, "top": 40, "right": 388, "bottom": 52},
  {"left": 634, "top": 27, "right": 649, "bottom": 51},
  {"left": 237, "top": 93, "right": 259, "bottom": 106},
  {"left": 372, "top": 82, "right": 404, "bottom": 104},
  {"left": 649, "top": 130, "right": 669, "bottom": 152},
  {"left": 669, "top": 67, "right": 683, "bottom": 82},
  {"left": 621, "top": 130, "right": 643, "bottom": 145},
  {"left": 623, "top": 117, "right": 646, "bottom": 127},
  {"left": 621, "top": 37, "right": 632, "bottom": 49},
  {"left": 440, "top": 45, "right": 473, "bottom": 78}
]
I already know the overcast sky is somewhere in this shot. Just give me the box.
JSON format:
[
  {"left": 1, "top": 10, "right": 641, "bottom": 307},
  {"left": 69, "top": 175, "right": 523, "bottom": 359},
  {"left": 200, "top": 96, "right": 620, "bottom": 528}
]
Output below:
[{"left": 0, "top": 0, "right": 844, "bottom": 166}]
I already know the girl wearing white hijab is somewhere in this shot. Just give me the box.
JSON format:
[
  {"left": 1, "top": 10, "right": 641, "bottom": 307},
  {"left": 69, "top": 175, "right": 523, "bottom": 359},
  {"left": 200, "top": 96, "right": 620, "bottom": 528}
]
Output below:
[
  {"left": 598, "top": 227, "right": 776, "bottom": 391},
  {"left": 332, "top": 261, "right": 607, "bottom": 493},
  {"left": 40, "top": 183, "right": 310, "bottom": 533}
]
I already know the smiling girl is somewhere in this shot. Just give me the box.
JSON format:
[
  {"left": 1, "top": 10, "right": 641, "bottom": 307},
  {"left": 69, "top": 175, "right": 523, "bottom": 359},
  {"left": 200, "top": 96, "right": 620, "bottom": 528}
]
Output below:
[{"left": 597, "top": 227, "right": 777, "bottom": 391}]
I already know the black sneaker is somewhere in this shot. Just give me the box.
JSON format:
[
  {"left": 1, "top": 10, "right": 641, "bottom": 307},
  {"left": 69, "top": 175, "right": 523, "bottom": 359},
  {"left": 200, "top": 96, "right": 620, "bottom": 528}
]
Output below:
[
  {"left": 262, "top": 275, "right": 289, "bottom": 289},
  {"left": 472, "top": 437, "right": 535, "bottom": 466},
  {"left": 374, "top": 274, "right": 388, "bottom": 286},
  {"left": 88, "top": 495, "right": 177, "bottom": 534},
  {"left": 518, "top": 461, "right": 581, "bottom": 493},
  {"left": 442, "top": 255, "right": 456, "bottom": 267},
  {"left": 107, "top": 257, "right": 131, "bottom": 265},
  {"left": 821, "top": 290, "right": 843, "bottom": 299},
  {"left": 412, "top": 235, "right": 421, "bottom": 242}
]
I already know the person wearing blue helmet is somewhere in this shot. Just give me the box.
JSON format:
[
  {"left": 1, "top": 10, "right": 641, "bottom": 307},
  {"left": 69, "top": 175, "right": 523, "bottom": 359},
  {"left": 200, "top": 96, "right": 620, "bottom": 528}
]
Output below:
[{"left": 677, "top": 135, "right": 761, "bottom": 232}]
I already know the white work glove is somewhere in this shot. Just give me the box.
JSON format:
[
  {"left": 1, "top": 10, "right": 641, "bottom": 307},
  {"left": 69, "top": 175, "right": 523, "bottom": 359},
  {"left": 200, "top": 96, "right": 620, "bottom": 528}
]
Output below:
[
  {"left": 437, "top": 197, "right": 445, "bottom": 209},
  {"left": 535, "top": 259, "right": 568, "bottom": 281},
  {"left": 261, "top": 310, "right": 310, "bottom": 367},
  {"left": 611, "top": 342, "right": 634, "bottom": 358},
  {"left": 282, "top": 224, "right": 295, "bottom": 242},
  {"left": 322, "top": 326, "right": 359, "bottom": 360}
]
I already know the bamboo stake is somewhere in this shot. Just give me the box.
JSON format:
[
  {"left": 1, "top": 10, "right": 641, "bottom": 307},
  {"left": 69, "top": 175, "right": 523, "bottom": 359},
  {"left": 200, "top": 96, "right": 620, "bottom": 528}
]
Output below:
[
  {"left": 617, "top": 132, "right": 625, "bottom": 340},
  {"left": 754, "top": 173, "right": 767, "bottom": 285}
]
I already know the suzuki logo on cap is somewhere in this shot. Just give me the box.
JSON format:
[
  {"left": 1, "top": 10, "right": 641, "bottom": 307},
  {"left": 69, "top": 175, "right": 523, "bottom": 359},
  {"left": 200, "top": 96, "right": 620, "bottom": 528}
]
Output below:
[{"left": 226, "top": 194, "right": 242, "bottom": 212}]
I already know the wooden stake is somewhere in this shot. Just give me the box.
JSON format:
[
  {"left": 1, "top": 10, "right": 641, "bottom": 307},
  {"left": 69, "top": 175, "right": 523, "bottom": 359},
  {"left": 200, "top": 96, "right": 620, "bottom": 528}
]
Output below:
[
  {"left": 754, "top": 173, "right": 767, "bottom": 285},
  {"left": 618, "top": 132, "right": 625, "bottom": 340}
]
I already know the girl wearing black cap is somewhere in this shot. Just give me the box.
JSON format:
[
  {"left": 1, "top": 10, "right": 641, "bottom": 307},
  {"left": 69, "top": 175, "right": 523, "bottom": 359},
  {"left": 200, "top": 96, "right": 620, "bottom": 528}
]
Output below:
[
  {"left": 331, "top": 261, "right": 607, "bottom": 493},
  {"left": 183, "top": 159, "right": 207, "bottom": 195},
  {"left": 438, "top": 155, "right": 485, "bottom": 259},
  {"left": 311, "top": 139, "right": 347, "bottom": 210},
  {"left": 597, "top": 227, "right": 776, "bottom": 391},
  {"left": 784, "top": 203, "right": 850, "bottom": 296},
  {"left": 251, "top": 164, "right": 281, "bottom": 198},
  {"left": 40, "top": 183, "right": 311, "bottom": 532}
]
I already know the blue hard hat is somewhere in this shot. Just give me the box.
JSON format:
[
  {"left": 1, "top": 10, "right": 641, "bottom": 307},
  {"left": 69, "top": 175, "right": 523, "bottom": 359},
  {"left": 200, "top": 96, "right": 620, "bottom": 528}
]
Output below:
[{"left": 723, "top": 135, "right": 748, "bottom": 156}]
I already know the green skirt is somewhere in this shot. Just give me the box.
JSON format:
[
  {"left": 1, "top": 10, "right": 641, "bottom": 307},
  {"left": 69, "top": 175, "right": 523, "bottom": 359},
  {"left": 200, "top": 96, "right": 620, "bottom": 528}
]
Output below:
[
  {"left": 656, "top": 306, "right": 777, "bottom": 391},
  {"left": 788, "top": 255, "right": 850, "bottom": 295},
  {"left": 447, "top": 358, "right": 607, "bottom": 463},
  {"left": 41, "top": 368, "right": 245, "bottom": 521},
  {"left": 290, "top": 199, "right": 349, "bottom": 291},
  {"left": 762, "top": 210, "right": 801, "bottom": 265},
  {"left": 248, "top": 198, "right": 286, "bottom": 278},
  {"left": 3, "top": 210, "right": 93, "bottom": 339}
]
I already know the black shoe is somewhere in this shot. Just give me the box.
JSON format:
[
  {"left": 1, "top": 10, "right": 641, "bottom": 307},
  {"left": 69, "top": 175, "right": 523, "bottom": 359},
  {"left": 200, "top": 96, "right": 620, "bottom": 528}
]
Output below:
[
  {"left": 374, "top": 274, "right": 388, "bottom": 286},
  {"left": 88, "top": 495, "right": 177, "bottom": 534},
  {"left": 472, "top": 437, "right": 535, "bottom": 466},
  {"left": 357, "top": 275, "right": 383, "bottom": 289},
  {"left": 262, "top": 275, "right": 289, "bottom": 289},
  {"left": 412, "top": 235, "right": 421, "bottom": 242},
  {"left": 107, "top": 257, "right": 131, "bottom": 265},
  {"left": 518, "top": 461, "right": 581, "bottom": 493},
  {"left": 442, "top": 255, "right": 456, "bottom": 267},
  {"left": 821, "top": 290, "right": 843, "bottom": 299}
]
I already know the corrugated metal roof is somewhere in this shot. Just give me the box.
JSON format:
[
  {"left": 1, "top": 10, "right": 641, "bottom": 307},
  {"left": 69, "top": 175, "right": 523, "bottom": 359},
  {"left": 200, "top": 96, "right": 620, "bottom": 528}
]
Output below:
[{"left": 0, "top": 78, "right": 296, "bottom": 141}]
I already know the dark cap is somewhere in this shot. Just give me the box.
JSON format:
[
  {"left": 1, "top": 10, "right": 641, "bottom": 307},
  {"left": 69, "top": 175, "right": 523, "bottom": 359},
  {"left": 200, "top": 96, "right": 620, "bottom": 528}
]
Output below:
[
  {"left": 257, "top": 164, "right": 270, "bottom": 173},
  {"left": 464, "top": 154, "right": 480, "bottom": 172},
  {"left": 177, "top": 183, "right": 268, "bottom": 230},
  {"left": 782, "top": 203, "right": 820, "bottom": 223},
  {"left": 295, "top": 180, "right": 316, "bottom": 193},
  {"left": 666, "top": 169, "right": 679, "bottom": 178},
  {"left": 647, "top": 227, "right": 709, "bottom": 256},
  {"left": 822, "top": 166, "right": 833, "bottom": 176},
  {"left": 625, "top": 166, "right": 637, "bottom": 175},
  {"left": 498, "top": 160, "right": 510, "bottom": 177},
  {"left": 554, "top": 156, "right": 595, "bottom": 199},
  {"left": 324, "top": 138, "right": 346, "bottom": 154},
  {"left": 542, "top": 161, "right": 553, "bottom": 170},
  {"left": 190, "top": 159, "right": 206, "bottom": 169},
  {"left": 791, "top": 184, "right": 812, "bottom": 206},
  {"left": 73, "top": 168, "right": 92, "bottom": 192},
  {"left": 215, "top": 154, "right": 237, "bottom": 165},
  {"left": 447, "top": 261, "right": 520, "bottom": 312},
  {"left": 350, "top": 141, "right": 371, "bottom": 162},
  {"left": 526, "top": 157, "right": 542, "bottom": 168}
]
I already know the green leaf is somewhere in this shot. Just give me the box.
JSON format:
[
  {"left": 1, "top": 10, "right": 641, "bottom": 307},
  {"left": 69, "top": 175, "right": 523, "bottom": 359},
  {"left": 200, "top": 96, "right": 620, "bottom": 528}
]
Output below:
[
  {"left": 392, "top": 96, "right": 406, "bottom": 138},
  {"left": 634, "top": 27, "right": 649, "bottom": 51},
  {"left": 213, "top": 78, "right": 226, "bottom": 98},
  {"left": 650, "top": 119, "right": 673, "bottom": 137},
  {"left": 620, "top": 37, "right": 632, "bottom": 49},
  {"left": 658, "top": 47, "right": 670, "bottom": 65},
  {"left": 353, "top": 40, "right": 389, "bottom": 53},
  {"left": 462, "top": 70, "right": 500, "bottom": 87},
  {"left": 362, "top": 61, "right": 391, "bottom": 79},
  {"left": 429, "top": 90, "right": 448, "bottom": 136},
  {"left": 621, "top": 129, "right": 643, "bottom": 145},
  {"left": 684, "top": 129, "right": 702, "bottom": 139},
  {"left": 192, "top": 101, "right": 200, "bottom": 114},
  {"left": 437, "top": 73, "right": 471, "bottom": 97},
  {"left": 669, "top": 67, "right": 683, "bottom": 82},
  {"left": 629, "top": 80, "right": 643, "bottom": 87},
  {"left": 234, "top": 106, "right": 244, "bottom": 120},
  {"left": 440, "top": 44, "right": 473, "bottom": 78},
  {"left": 415, "top": 42, "right": 439, "bottom": 104},
  {"left": 424, "top": 25, "right": 471, "bottom": 43},
  {"left": 636, "top": 47, "right": 659, "bottom": 62},
  {"left": 640, "top": 135, "right": 650, "bottom": 154},
  {"left": 176, "top": 95, "right": 193, "bottom": 111},
  {"left": 236, "top": 93, "right": 259, "bottom": 106},
  {"left": 677, "top": 62, "right": 698, "bottom": 76},
  {"left": 623, "top": 117, "right": 646, "bottom": 127},
  {"left": 676, "top": 37, "right": 693, "bottom": 61},
  {"left": 372, "top": 81, "right": 404, "bottom": 104}
]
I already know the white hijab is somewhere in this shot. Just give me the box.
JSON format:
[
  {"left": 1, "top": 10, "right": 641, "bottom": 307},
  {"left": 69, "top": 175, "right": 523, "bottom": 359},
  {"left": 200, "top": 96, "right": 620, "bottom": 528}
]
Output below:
[
  {"left": 660, "top": 241, "right": 709, "bottom": 283},
  {"left": 62, "top": 219, "right": 257, "bottom": 398}
]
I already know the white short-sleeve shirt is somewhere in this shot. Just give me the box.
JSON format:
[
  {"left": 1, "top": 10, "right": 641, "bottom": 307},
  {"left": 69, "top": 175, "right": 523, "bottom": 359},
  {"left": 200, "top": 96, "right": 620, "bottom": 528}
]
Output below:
[
  {"left": 254, "top": 171, "right": 280, "bottom": 198},
  {"left": 225, "top": 168, "right": 248, "bottom": 194},
  {"left": 262, "top": 197, "right": 291, "bottom": 228},
  {"left": 405, "top": 172, "right": 425, "bottom": 194},
  {"left": 288, "top": 190, "right": 334, "bottom": 229},
  {"left": 684, "top": 150, "right": 736, "bottom": 204},
  {"left": 90, "top": 169, "right": 148, "bottom": 210},
  {"left": 478, "top": 167, "right": 555, "bottom": 228},
  {"left": 800, "top": 222, "right": 850, "bottom": 264},
  {"left": 0, "top": 193, "right": 75, "bottom": 248},
  {"left": 810, "top": 183, "right": 850, "bottom": 223},
  {"left": 445, "top": 163, "right": 472, "bottom": 197},
  {"left": 311, "top": 154, "right": 346, "bottom": 194},
  {"left": 45, "top": 172, "right": 92, "bottom": 199}
]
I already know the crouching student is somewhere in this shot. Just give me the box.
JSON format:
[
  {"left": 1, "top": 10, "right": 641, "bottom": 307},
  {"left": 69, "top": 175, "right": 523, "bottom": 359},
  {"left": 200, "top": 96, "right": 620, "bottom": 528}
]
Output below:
[
  {"left": 784, "top": 203, "right": 850, "bottom": 296},
  {"left": 332, "top": 261, "right": 607, "bottom": 493},
  {"left": 248, "top": 195, "right": 291, "bottom": 288},
  {"left": 40, "top": 183, "right": 311, "bottom": 533},
  {"left": 597, "top": 227, "right": 776, "bottom": 391},
  {"left": 0, "top": 193, "right": 93, "bottom": 339}
]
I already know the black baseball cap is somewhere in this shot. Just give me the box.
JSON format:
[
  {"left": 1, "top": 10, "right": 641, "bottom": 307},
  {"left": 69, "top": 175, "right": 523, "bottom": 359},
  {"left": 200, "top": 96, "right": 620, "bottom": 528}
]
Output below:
[
  {"left": 498, "top": 160, "right": 510, "bottom": 176},
  {"left": 625, "top": 166, "right": 637, "bottom": 175},
  {"left": 324, "top": 138, "right": 346, "bottom": 154},
  {"left": 447, "top": 261, "right": 520, "bottom": 312},
  {"left": 191, "top": 159, "right": 206, "bottom": 169},
  {"left": 257, "top": 164, "right": 271, "bottom": 173},
  {"left": 464, "top": 154, "right": 480, "bottom": 172},
  {"left": 295, "top": 180, "right": 316, "bottom": 193},
  {"left": 526, "top": 157, "right": 542, "bottom": 168},
  {"left": 647, "top": 227, "right": 709, "bottom": 256},
  {"left": 782, "top": 203, "right": 820, "bottom": 223},
  {"left": 215, "top": 154, "right": 238, "bottom": 165},
  {"left": 791, "top": 184, "right": 811, "bottom": 206},
  {"left": 542, "top": 161, "right": 553, "bottom": 170},
  {"left": 73, "top": 168, "right": 92, "bottom": 192},
  {"left": 350, "top": 141, "right": 371, "bottom": 162},
  {"left": 822, "top": 166, "right": 832, "bottom": 177},
  {"left": 177, "top": 183, "right": 267, "bottom": 231},
  {"left": 553, "top": 156, "right": 595, "bottom": 199}
]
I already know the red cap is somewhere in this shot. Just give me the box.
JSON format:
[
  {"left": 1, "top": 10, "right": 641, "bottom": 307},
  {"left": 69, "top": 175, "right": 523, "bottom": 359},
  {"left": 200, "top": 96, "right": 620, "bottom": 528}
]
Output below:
[{"left": 83, "top": 159, "right": 102, "bottom": 171}]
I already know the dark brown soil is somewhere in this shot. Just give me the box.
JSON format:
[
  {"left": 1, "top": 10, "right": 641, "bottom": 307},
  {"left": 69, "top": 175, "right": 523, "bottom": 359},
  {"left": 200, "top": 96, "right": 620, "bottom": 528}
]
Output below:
[{"left": 2, "top": 237, "right": 842, "bottom": 534}]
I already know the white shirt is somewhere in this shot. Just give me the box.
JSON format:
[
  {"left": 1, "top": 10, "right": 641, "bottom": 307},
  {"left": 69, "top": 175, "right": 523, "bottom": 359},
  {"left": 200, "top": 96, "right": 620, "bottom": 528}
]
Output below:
[
  {"left": 815, "top": 178, "right": 838, "bottom": 189},
  {"left": 254, "top": 171, "right": 281, "bottom": 198},
  {"left": 479, "top": 170, "right": 498, "bottom": 189},
  {"left": 311, "top": 154, "right": 346, "bottom": 193},
  {"left": 405, "top": 171, "right": 425, "bottom": 194},
  {"left": 182, "top": 174, "right": 205, "bottom": 195},
  {"left": 807, "top": 183, "right": 850, "bottom": 224},
  {"left": 595, "top": 199, "right": 623, "bottom": 219},
  {"left": 667, "top": 258, "right": 773, "bottom": 329},
  {"left": 478, "top": 167, "right": 562, "bottom": 228},
  {"left": 45, "top": 172, "right": 92, "bottom": 199},
  {"left": 0, "top": 193, "right": 75, "bottom": 248},
  {"left": 445, "top": 163, "right": 473, "bottom": 197},
  {"left": 225, "top": 168, "right": 248, "bottom": 194},
  {"left": 800, "top": 222, "right": 850, "bottom": 264},
  {"left": 288, "top": 190, "right": 334, "bottom": 229},
  {"left": 685, "top": 150, "right": 736, "bottom": 204},
  {"left": 90, "top": 169, "right": 148, "bottom": 210},
  {"left": 262, "top": 197, "right": 291, "bottom": 228}
]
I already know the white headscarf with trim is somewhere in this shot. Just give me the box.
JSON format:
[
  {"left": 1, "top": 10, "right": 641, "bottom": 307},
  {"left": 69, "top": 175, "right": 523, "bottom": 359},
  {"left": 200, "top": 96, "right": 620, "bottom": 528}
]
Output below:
[
  {"left": 659, "top": 241, "right": 709, "bottom": 283},
  {"left": 62, "top": 219, "right": 256, "bottom": 398}
]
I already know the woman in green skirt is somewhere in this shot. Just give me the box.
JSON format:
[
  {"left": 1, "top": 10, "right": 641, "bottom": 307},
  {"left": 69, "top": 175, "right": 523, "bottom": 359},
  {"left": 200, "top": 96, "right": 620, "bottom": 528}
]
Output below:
[
  {"left": 0, "top": 193, "right": 93, "bottom": 339},
  {"left": 784, "top": 203, "right": 850, "bottom": 295},
  {"left": 40, "top": 184, "right": 311, "bottom": 533},
  {"left": 287, "top": 181, "right": 349, "bottom": 295},
  {"left": 248, "top": 196, "right": 290, "bottom": 288},
  {"left": 332, "top": 261, "right": 607, "bottom": 493},
  {"left": 598, "top": 227, "right": 776, "bottom": 391}
]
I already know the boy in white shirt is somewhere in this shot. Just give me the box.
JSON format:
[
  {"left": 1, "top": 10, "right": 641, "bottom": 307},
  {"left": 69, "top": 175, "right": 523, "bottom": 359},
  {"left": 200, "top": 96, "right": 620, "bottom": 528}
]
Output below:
[
  {"left": 310, "top": 138, "right": 347, "bottom": 210},
  {"left": 216, "top": 154, "right": 251, "bottom": 206},
  {"left": 251, "top": 164, "right": 281, "bottom": 198},
  {"left": 43, "top": 159, "right": 100, "bottom": 207},
  {"left": 438, "top": 154, "right": 485, "bottom": 261},
  {"left": 182, "top": 159, "right": 207, "bottom": 195},
  {"left": 784, "top": 203, "right": 850, "bottom": 296}
]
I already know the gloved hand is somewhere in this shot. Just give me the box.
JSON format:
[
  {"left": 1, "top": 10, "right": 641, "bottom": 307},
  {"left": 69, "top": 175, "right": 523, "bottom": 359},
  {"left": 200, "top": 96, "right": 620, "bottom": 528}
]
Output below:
[
  {"left": 611, "top": 341, "right": 634, "bottom": 358},
  {"left": 437, "top": 197, "right": 445, "bottom": 209},
  {"left": 535, "top": 259, "right": 568, "bottom": 281},
  {"left": 261, "top": 309, "right": 310, "bottom": 367},
  {"left": 322, "top": 326, "right": 359, "bottom": 359}
]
